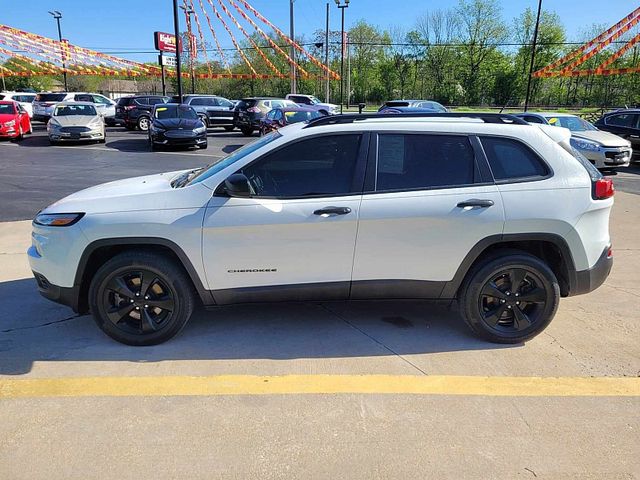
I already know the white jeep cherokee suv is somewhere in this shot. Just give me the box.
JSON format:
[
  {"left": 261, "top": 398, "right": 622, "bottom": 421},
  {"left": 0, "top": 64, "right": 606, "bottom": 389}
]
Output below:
[{"left": 28, "top": 113, "right": 614, "bottom": 346}]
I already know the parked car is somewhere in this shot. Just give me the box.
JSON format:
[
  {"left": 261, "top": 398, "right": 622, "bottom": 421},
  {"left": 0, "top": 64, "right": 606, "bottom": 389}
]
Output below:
[
  {"left": 514, "top": 112, "right": 632, "bottom": 169},
  {"left": 33, "top": 92, "right": 75, "bottom": 122},
  {"left": 29, "top": 112, "right": 614, "bottom": 346},
  {"left": 0, "top": 92, "right": 37, "bottom": 118},
  {"left": 72, "top": 93, "right": 117, "bottom": 126},
  {"left": 259, "top": 106, "right": 324, "bottom": 135},
  {"left": 594, "top": 109, "right": 640, "bottom": 157},
  {"left": 148, "top": 103, "right": 207, "bottom": 150},
  {"left": 47, "top": 102, "right": 105, "bottom": 145},
  {"left": 115, "top": 95, "right": 169, "bottom": 131},
  {"left": 0, "top": 100, "right": 32, "bottom": 140},
  {"left": 175, "top": 94, "right": 235, "bottom": 130},
  {"left": 285, "top": 93, "right": 338, "bottom": 115},
  {"left": 379, "top": 100, "right": 448, "bottom": 112},
  {"left": 233, "top": 97, "right": 298, "bottom": 136}
]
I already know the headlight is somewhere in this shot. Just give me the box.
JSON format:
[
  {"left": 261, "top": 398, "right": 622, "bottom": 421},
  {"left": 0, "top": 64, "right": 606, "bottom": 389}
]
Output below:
[
  {"left": 48, "top": 120, "right": 61, "bottom": 130},
  {"left": 4, "top": 120, "right": 16, "bottom": 127},
  {"left": 194, "top": 126, "right": 206, "bottom": 134},
  {"left": 34, "top": 213, "right": 85, "bottom": 227},
  {"left": 571, "top": 138, "right": 600, "bottom": 151}
]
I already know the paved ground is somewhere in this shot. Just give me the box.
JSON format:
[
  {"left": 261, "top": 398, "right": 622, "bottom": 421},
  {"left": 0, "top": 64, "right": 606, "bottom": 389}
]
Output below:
[{"left": 0, "top": 125, "right": 638, "bottom": 479}]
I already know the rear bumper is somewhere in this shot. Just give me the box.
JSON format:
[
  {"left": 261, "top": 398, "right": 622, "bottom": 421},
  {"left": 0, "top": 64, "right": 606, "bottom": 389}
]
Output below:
[{"left": 570, "top": 245, "right": 613, "bottom": 296}]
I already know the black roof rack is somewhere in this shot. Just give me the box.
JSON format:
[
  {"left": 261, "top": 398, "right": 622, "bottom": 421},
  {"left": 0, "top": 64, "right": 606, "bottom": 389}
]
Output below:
[{"left": 304, "top": 112, "right": 530, "bottom": 128}]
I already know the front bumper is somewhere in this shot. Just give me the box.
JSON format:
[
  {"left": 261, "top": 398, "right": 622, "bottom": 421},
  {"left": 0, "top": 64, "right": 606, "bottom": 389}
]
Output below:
[
  {"left": 32, "top": 270, "right": 80, "bottom": 312},
  {"left": 581, "top": 146, "right": 632, "bottom": 168},
  {"left": 0, "top": 126, "right": 19, "bottom": 138},
  {"left": 49, "top": 130, "right": 104, "bottom": 142},
  {"left": 150, "top": 131, "right": 207, "bottom": 146},
  {"left": 570, "top": 245, "right": 613, "bottom": 296}
]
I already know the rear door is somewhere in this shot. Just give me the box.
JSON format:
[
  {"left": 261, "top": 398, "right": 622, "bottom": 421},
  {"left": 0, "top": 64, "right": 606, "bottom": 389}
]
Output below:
[
  {"left": 351, "top": 132, "right": 505, "bottom": 299},
  {"left": 602, "top": 113, "right": 640, "bottom": 150},
  {"left": 202, "top": 133, "right": 368, "bottom": 303}
]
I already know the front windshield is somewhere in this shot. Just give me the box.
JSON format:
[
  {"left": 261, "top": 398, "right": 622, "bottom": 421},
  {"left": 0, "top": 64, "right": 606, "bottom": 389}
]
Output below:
[
  {"left": 0, "top": 104, "right": 16, "bottom": 115},
  {"left": 187, "top": 131, "right": 282, "bottom": 186},
  {"left": 155, "top": 105, "right": 198, "bottom": 120},
  {"left": 545, "top": 115, "right": 597, "bottom": 132},
  {"left": 54, "top": 104, "right": 97, "bottom": 116},
  {"left": 284, "top": 110, "right": 323, "bottom": 123}
]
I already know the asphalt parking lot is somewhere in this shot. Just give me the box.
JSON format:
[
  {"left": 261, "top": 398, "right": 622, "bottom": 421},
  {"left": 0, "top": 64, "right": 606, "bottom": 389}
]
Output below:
[{"left": 0, "top": 125, "right": 639, "bottom": 479}]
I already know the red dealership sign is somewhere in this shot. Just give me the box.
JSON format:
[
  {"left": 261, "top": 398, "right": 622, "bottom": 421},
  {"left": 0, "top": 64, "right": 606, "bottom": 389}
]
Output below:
[{"left": 154, "top": 31, "right": 182, "bottom": 53}]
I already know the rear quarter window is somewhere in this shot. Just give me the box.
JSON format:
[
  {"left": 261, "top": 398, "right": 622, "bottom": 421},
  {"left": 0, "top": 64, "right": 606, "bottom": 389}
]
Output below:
[{"left": 480, "top": 136, "right": 550, "bottom": 182}]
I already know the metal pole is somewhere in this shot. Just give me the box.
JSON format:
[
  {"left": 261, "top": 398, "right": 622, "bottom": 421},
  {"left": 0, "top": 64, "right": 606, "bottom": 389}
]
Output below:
[
  {"left": 324, "top": 2, "right": 330, "bottom": 102},
  {"left": 55, "top": 17, "right": 68, "bottom": 91},
  {"left": 290, "top": 0, "right": 297, "bottom": 94},
  {"left": 339, "top": 6, "right": 344, "bottom": 114},
  {"left": 346, "top": 32, "right": 350, "bottom": 108},
  {"left": 172, "top": 0, "right": 184, "bottom": 103},
  {"left": 160, "top": 54, "right": 166, "bottom": 96},
  {"left": 524, "top": 0, "right": 543, "bottom": 111}
]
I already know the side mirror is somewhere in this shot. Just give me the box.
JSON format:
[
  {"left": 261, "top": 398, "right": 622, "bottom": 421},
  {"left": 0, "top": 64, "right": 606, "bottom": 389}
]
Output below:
[{"left": 224, "top": 173, "right": 251, "bottom": 197}]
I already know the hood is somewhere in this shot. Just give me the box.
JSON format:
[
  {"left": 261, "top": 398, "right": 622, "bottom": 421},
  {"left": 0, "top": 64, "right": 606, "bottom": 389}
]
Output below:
[
  {"left": 318, "top": 102, "right": 337, "bottom": 110},
  {"left": 50, "top": 115, "right": 100, "bottom": 127},
  {"left": 571, "top": 130, "right": 630, "bottom": 147},
  {"left": 44, "top": 169, "right": 213, "bottom": 215},
  {"left": 154, "top": 118, "right": 203, "bottom": 130},
  {"left": 0, "top": 113, "right": 18, "bottom": 123}
]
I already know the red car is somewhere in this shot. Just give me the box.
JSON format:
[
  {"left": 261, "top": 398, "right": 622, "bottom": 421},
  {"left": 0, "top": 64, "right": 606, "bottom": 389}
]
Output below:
[
  {"left": 259, "top": 106, "right": 325, "bottom": 135},
  {"left": 0, "top": 100, "right": 32, "bottom": 140}
]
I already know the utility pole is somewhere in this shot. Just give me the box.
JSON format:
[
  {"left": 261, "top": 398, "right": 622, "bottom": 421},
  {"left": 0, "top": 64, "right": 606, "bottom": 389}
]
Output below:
[
  {"left": 48, "top": 11, "right": 68, "bottom": 91},
  {"left": 524, "top": 0, "right": 543, "bottom": 111},
  {"left": 172, "top": 0, "right": 184, "bottom": 102},
  {"left": 179, "top": 5, "right": 196, "bottom": 94},
  {"left": 346, "top": 32, "right": 350, "bottom": 108},
  {"left": 290, "top": 0, "right": 297, "bottom": 94},
  {"left": 335, "top": 0, "right": 349, "bottom": 114},
  {"left": 325, "top": 2, "right": 330, "bottom": 102}
]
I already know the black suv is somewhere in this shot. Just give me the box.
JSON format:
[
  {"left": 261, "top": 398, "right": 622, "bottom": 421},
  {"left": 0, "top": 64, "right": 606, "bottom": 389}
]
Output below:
[
  {"left": 174, "top": 95, "right": 235, "bottom": 130},
  {"left": 115, "top": 95, "right": 169, "bottom": 131},
  {"left": 594, "top": 109, "right": 640, "bottom": 155}
]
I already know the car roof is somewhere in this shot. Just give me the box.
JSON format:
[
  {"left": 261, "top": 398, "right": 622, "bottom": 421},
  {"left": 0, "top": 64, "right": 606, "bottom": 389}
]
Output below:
[
  {"left": 55, "top": 101, "right": 96, "bottom": 106},
  {"left": 605, "top": 108, "right": 640, "bottom": 114},
  {"left": 277, "top": 106, "right": 318, "bottom": 112}
]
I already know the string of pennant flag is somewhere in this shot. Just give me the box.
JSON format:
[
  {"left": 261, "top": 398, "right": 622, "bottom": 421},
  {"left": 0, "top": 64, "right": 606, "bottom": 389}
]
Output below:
[{"left": 0, "top": 0, "right": 340, "bottom": 80}]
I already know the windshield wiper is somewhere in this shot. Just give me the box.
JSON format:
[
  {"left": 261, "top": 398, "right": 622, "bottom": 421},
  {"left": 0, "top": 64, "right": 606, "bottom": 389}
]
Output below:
[{"left": 172, "top": 168, "right": 205, "bottom": 188}]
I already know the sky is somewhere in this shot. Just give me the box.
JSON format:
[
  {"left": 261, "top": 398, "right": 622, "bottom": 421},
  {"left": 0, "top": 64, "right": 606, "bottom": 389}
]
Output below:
[{"left": 1, "top": 0, "right": 637, "bottom": 63}]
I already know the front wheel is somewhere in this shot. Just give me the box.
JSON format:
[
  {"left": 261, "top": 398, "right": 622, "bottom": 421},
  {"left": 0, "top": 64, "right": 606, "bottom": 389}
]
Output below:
[
  {"left": 224, "top": 126, "right": 235, "bottom": 132},
  {"left": 198, "top": 142, "right": 208, "bottom": 150},
  {"left": 240, "top": 126, "right": 254, "bottom": 136},
  {"left": 459, "top": 251, "right": 559, "bottom": 344},
  {"left": 88, "top": 251, "right": 196, "bottom": 346}
]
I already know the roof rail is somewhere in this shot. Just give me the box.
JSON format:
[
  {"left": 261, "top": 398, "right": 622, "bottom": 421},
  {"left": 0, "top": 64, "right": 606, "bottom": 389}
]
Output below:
[{"left": 304, "top": 112, "right": 530, "bottom": 128}]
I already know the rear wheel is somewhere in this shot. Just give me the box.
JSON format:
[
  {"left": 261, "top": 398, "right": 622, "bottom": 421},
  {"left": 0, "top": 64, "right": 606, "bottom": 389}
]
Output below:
[
  {"left": 459, "top": 251, "right": 559, "bottom": 344},
  {"left": 224, "top": 125, "right": 235, "bottom": 132},
  {"left": 240, "top": 126, "right": 254, "bottom": 136},
  {"left": 88, "top": 251, "right": 196, "bottom": 346},
  {"left": 137, "top": 116, "right": 150, "bottom": 132}
]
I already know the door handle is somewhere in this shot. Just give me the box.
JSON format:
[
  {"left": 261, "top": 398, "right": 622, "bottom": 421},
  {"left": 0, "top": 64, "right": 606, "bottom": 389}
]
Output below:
[
  {"left": 456, "top": 199, "right": 494, "bottom": 208},
  {"left": 314, "top": 206, "right": 352, "bottom": 216}
]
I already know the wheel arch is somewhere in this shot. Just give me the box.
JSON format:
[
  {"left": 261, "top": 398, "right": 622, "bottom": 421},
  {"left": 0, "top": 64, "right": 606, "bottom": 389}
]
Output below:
[
  {"left": 73, "top": 237, "right": 213, "bottom": 314},
  {"left": 442, "top": 233, "right": 577, "bottom": 299}
]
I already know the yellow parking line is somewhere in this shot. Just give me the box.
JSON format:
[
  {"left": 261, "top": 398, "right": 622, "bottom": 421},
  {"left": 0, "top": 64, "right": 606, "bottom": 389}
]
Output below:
[{"left": 1, "top": 375, "right": 638, "bottom": 399}]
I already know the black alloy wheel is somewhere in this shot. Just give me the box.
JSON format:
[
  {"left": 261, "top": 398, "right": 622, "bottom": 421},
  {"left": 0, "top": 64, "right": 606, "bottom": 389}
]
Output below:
[
  {"left": 459, "top": 251, "right": 559, "bottom": 343},
  {"left": 89, "top": 251, "right": 195, "bottom": 345}
]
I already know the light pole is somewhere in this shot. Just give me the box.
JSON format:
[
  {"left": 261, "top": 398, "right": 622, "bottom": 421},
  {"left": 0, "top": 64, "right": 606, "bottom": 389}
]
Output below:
[
  {"left": 289, "top": 0, "right": 296, "bottom": 94},
  {"left": 324, "top": 2, "right": 330, "bottom": 102},
  {"left": 335, "top": 0, "right": 349, "bottom": 114},
  {"left": 172, "top": 0, "right": 184, "bottom": 102},
  {"left": 179, "top": 5, "right": 196, "bottom": 94},
  {"left": 524, "top": 0, "right": 543, "bottom": 111},
  {"left": 48, "top": 10, "right": 68, "bottom": 91}
]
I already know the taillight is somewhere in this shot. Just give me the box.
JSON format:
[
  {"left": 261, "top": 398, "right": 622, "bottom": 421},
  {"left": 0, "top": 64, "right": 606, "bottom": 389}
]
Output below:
[
  {"left": 124, "top": 105, "right": 136, "bottom": 111},
  {"left": 593, "top": 178, "right": 614, "bottom": 200},
  {"left": 247, "top": 106, "right": 261, "bottom": 113},
  {"left": 607, "top": 246, "right": 613, "bottom": 259}
]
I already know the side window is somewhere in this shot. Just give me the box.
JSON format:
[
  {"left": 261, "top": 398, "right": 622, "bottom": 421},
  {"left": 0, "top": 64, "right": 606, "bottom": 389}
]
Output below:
[
  {"left": 375, "top": 134, "right": 477, "bottom": 191},
  {"left": 75, "top": 94, "right": 93, "bottom": 102},
  {"left": 605, "top": 114, "right": 637, "bottom": 128},
  {"left": 191, "top": 98, "right": 208, "bottom": 106},
  {"left": 218, "top": 98, "right": 233, "bottom": 108},
  {"left": 274, "top": 110, "right": 284, "bottom": 122},
  {"left": 480, "top": 136, "right": 550, "bottom": 181},
  {"left": 92, "top": 95, "right": 111, "bottom": 105},
  {"left": 266, "top": 110, "right": 276, "bottom": 120},
  {"left": 240, "top": 134, "right": 362, "bottom": 198},
  {"left": 134, "top": 97, "right": 149, "bottom": 105},
  {"left": 148, "top": 97, "right": 166, "bottom": 105}
]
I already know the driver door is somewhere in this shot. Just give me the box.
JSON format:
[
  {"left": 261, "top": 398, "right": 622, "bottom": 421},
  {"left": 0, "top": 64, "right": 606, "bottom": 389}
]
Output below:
[{"left": 202, "top": 133, "right": 368, "bottom": 304}]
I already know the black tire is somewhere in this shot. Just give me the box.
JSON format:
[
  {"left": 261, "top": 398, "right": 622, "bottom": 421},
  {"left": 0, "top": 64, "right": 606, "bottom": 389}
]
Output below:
[
  {"left": 124, "top": 123, "right": 135, "bottom": 131},
  {"left": 98, "top": 136, "right": 106, "bottom": 144},
  {"left": 224, "top": 125, "right": 235, "bottom": 132},
  {"left": 198, "top": 142, "right": 208, "bottom": 150},
  {"left": 49, "top": 139, "right": 59, "bottom": 146},
  {"left": 459, "top": 250, "right": 559, "bottom": 344},
  {"left": 240, "top": 126, "right": 254, "bottom": 136},
  {"left": 137, "top": 116, "right": 150, "bottom": 131},
  {"left": 88, "top": 251, "right": 196, "bottom": 346}
]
